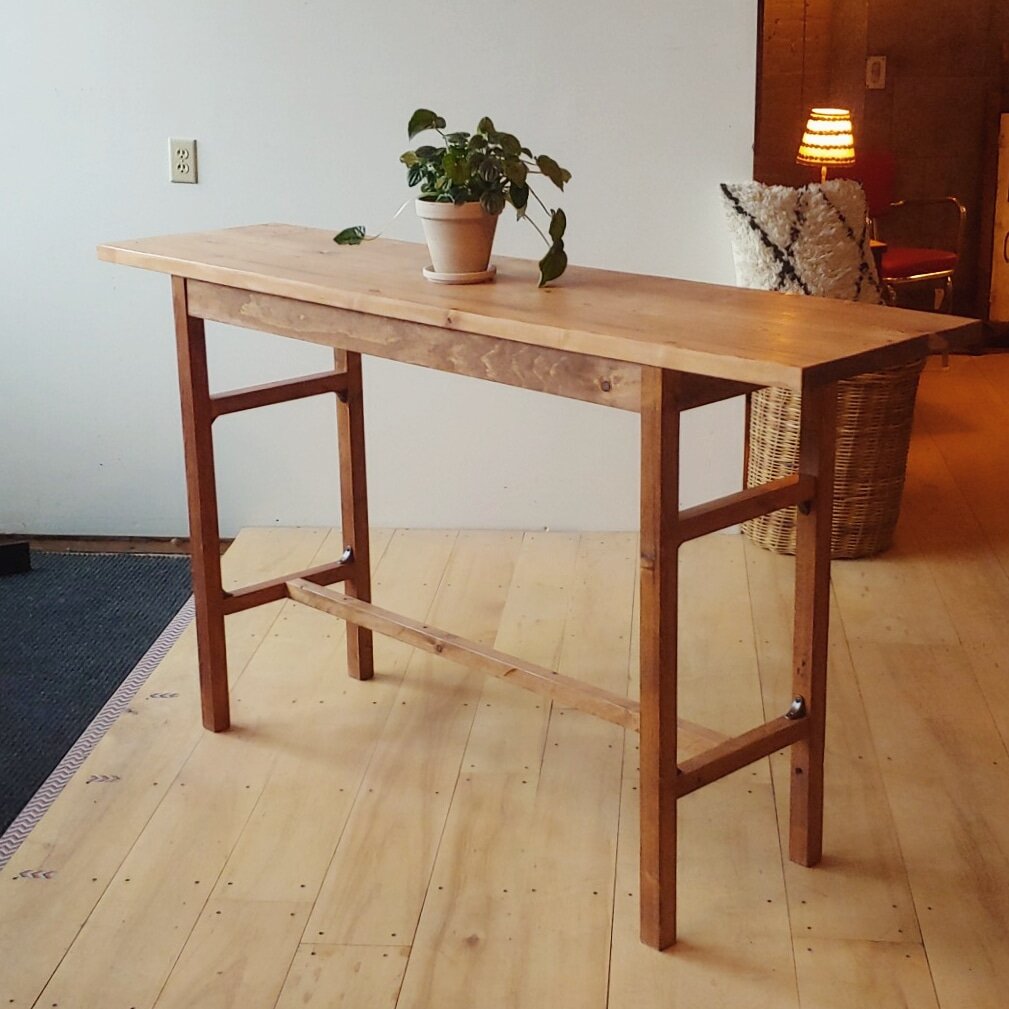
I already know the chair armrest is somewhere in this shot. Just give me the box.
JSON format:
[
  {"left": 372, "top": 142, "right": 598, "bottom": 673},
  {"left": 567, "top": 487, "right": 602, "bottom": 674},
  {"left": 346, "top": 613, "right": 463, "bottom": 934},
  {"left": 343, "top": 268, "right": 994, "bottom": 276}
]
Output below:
[{"left": 886, "top": 197, "right": 966, "bottom": 255}]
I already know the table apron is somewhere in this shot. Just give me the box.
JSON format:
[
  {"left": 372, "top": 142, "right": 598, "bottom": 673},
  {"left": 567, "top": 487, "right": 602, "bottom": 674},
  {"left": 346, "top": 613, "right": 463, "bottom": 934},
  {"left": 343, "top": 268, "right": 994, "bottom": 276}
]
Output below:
[{"left": 185, "top": 279, "right": 755, "bottom": 413}]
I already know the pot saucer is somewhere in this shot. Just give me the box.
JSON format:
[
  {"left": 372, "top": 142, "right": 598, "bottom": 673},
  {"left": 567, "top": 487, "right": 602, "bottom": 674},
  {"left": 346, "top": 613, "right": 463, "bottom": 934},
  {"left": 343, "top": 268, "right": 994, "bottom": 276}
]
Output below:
[{"left": 422, "top": 264, "right": 496, "bottom": 285}]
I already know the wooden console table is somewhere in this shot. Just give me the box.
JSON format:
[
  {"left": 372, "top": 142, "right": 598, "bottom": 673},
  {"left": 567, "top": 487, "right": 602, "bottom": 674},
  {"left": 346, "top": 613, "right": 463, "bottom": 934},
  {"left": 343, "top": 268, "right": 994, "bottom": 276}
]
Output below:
[{"left": 98, "top": 225, "right": 973, "bottom": 950}]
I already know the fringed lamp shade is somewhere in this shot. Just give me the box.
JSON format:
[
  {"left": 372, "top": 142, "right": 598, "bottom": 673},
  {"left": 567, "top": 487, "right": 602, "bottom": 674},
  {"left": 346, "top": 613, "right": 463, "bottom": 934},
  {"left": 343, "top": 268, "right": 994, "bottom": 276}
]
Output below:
[{"left": 796, "top": 108, "right": 856, "bottom": 181}]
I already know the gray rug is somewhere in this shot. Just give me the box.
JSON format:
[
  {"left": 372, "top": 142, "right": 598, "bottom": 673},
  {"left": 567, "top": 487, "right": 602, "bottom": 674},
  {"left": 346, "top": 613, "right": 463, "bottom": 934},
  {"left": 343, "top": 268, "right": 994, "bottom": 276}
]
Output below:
[{"left": 0, "top": 552, "right": 192, "bottom": 842}]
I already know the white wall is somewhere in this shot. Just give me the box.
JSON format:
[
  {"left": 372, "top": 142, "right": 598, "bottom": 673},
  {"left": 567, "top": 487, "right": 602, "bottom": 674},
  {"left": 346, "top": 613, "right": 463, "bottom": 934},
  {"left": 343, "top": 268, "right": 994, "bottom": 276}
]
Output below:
[{"left": 1, "top": 1, "right": 757, "bottom": 536}]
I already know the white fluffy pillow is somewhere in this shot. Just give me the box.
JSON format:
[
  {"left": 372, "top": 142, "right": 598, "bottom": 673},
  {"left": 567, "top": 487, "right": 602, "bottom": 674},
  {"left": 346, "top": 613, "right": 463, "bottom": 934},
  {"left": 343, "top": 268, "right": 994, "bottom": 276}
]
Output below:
[{"left": 720, "top": 179, "right": 884, "bottom": 305}]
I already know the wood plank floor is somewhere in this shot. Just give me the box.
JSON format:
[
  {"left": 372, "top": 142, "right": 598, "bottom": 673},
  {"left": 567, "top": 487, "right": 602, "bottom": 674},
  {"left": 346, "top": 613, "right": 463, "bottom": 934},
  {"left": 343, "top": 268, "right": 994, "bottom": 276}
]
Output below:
[{"left": 2, "top": 354, "right": 1007, "bottom": 1008}]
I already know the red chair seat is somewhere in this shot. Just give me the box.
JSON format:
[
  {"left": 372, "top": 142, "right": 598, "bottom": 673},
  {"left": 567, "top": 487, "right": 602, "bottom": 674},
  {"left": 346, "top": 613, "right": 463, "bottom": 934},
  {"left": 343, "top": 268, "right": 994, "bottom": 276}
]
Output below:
[{"left": 881, "top": 246, "right": 958, "bottom": 278}]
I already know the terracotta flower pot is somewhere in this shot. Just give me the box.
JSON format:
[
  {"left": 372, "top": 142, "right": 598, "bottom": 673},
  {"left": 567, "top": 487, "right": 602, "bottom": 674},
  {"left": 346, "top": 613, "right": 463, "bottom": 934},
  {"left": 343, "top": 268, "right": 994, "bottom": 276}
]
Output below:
[{"left": 415, "top": 199, "right": 499, "bottom": 279}]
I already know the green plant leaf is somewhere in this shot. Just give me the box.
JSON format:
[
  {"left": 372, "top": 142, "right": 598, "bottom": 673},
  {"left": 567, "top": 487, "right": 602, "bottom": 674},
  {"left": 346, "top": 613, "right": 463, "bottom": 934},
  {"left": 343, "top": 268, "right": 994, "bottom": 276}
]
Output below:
[
  {"left": 408, "top": 108, "right": 443, "bottom": 139},
  {"left": 415, "top": 145, "right": 440, "bottom": 160},
  {"left": 480, "top": 189, "right": 506, "bottom": 215},
  {"left": 477, "top": 116, "right": 496, "bottom": 136},
  {"left": 445, "top": 131, "right": 469, "bottom": 146},
  {"left": 407, "top": 164, "right": 423, "bottom": 187},
  {"left": 549, "top": 208, "right": 567, "bottom": 242},
  {"left": 536, "top": 155, "right": 566, "bottom": 190},
  {"left": 478, "top": 156, "right": 501, "bottom": 182},
  {"left": 334, "top": 226, "right": 366, "bottom": 246},
  {"left": 503, "top": 159, "right": 528, "bottom": 186},
  {"left": 509, "top": 183, "right": 529, "bottom": 214},
  {"left": 497, "top": 133, "right": 521, "bottom": 157},
  {"left": 400, "top": 150, "right": 419, "bottom": 166},
  {"left": 468, "top": 133, "right": 487, "bottom": 151},
  {"left": 443, "top": 150, "right": 470, "bottom": 186},
  {"left": 538, "top": 240, "right": 568, "bottom": 286}
]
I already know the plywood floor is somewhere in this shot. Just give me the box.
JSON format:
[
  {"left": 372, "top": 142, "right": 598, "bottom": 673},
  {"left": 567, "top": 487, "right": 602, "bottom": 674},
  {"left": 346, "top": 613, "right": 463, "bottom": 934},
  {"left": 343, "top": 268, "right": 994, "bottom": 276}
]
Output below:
[{"left": 3, "top": 354, "right": 1008, "bottom": 1009}]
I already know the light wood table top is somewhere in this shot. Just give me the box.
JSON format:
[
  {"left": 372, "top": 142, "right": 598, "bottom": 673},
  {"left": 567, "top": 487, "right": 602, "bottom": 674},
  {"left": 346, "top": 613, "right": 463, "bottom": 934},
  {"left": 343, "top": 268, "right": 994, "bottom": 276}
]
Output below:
[{"left": 97, "top": 224, "right": 977, "bottom": 390}]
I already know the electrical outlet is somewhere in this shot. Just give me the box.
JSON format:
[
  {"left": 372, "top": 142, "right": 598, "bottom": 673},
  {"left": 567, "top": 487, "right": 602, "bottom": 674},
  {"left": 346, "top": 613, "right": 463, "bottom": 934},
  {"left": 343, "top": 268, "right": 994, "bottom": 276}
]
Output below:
[
  {"left": 866, "top": 56, "right": 887, "bottom": 90},
  {"left": 170, "top": 138, "right": 198, "bottom": 183}
]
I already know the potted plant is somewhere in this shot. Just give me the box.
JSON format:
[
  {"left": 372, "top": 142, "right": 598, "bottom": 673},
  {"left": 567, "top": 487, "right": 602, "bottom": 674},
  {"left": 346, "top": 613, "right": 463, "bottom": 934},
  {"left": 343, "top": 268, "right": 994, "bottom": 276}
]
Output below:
[{"left": 335, "top": 109, "right": 571, "bottom": 287}]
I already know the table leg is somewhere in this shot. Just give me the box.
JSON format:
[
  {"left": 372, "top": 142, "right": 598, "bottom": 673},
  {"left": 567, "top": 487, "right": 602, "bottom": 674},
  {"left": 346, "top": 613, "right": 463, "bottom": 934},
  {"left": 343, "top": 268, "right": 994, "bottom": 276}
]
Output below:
[
  {"left": 789, "top": 379, "right": 837, "bottom": 864},
  {"left": 335, "top": 349, "right": 374, "bottom": 681},
  {"left": 638, "top": 367, "right": 680, "bottom": 949},
  {"left": 172, "top": 277, "right": 230, "bottom": 732}
]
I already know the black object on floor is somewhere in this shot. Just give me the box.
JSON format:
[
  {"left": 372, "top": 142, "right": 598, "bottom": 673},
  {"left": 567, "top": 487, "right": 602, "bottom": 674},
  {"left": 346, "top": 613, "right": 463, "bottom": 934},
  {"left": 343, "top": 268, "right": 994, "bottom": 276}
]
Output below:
[
  {"left": 0, "top": 552, "right": 192, "bottom": 834},
  {"left": 0, "top": 541, "right": 31, "bottom": 576}
]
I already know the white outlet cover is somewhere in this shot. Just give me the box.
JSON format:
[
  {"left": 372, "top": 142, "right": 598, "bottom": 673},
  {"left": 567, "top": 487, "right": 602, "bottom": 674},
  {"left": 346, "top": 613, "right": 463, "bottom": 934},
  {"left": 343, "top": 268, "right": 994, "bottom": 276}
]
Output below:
[{"left": 170, "top": 138, "right": 198, "bottom": 183}]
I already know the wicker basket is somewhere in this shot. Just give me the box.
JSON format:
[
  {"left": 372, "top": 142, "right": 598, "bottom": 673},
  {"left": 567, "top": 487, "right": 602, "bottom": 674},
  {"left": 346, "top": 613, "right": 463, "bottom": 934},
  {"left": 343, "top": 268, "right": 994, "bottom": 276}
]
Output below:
[{"left": 743, "top": 357, "right": 925, "bottom": 559}]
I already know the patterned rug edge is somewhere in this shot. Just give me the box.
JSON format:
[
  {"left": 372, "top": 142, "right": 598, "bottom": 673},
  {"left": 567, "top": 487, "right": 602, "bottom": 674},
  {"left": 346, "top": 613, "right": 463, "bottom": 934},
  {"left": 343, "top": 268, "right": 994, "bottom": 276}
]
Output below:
[{"left": 0, "top": 596, "right": 195, "bottom": 869}]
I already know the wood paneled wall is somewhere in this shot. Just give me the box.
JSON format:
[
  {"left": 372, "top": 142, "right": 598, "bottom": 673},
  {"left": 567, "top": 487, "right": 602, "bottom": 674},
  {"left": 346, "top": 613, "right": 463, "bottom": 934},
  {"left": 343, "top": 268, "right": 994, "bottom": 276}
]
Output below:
[{"left": 755, "top": 0, "right": 1009, "bottom": 318}]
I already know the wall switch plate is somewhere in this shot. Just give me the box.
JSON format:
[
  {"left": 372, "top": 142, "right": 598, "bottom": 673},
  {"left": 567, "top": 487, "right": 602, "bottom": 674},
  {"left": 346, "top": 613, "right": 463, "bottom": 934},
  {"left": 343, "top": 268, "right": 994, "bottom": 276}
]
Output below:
[
  {"left": 866, "top": 56, "right": 887, "bottom": 90},
  {"left": 170, "top": 138, "right": 198, "bottom": 183}
]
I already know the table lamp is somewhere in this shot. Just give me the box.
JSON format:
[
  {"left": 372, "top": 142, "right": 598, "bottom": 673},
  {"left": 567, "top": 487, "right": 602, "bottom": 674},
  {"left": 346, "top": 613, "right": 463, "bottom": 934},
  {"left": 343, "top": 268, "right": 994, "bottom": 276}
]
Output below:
[{"left": 796, "top": 107, "right": 856, "bottom": 182}]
